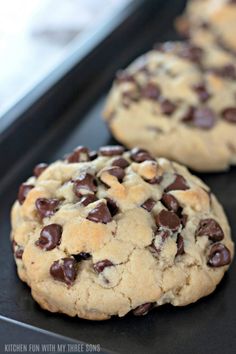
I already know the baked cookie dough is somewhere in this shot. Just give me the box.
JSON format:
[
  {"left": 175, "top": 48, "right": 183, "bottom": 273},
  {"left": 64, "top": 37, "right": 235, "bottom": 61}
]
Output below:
[
  {"left": 176, "top": 0, "right": 236, "bottom": 54},
  {"left": 103, "top": 42, "right": 236, "bottom": 172},
  {"left": 11, "top": 145, "right": 234, "bottom": 320}
]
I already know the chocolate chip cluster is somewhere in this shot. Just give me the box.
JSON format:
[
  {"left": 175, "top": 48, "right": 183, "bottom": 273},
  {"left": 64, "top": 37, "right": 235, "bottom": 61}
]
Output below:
[{"left": 113, "top": 41, "right": 236, "bottom": 130}]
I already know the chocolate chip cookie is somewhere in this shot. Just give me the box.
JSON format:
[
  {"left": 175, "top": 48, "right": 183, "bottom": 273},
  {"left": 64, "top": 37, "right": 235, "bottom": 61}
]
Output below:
[
  {"left": 11, "top": 146, "right": 234, "bottom": 320},
  {"left": 103, "top": 41, "right": 236, "bottom": 172},
  {"left": 176, "top": 0, "right": 236, "bottom": 54}
]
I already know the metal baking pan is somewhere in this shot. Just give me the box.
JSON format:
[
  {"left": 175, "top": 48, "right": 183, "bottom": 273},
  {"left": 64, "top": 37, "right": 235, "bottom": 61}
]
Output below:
[{"left": 0, "top": 0, "right": 235, "bottom": 353}]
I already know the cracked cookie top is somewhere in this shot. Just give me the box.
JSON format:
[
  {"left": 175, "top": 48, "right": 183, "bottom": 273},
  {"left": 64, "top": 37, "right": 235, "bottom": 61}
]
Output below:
[
  {"left": 11, "top": 146, "right": 234, "bottom": 319},
  {"left": 103, "top": 41, "right": 236, "bottom": 171}
]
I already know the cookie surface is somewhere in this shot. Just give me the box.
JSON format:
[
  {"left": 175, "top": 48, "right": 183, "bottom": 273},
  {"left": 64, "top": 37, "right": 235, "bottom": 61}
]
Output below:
[
  {"left": 104, "top": 41, "right": 236, "bottom": 172},
  {"left": 176, "top": 0, "right": 236, "bottom": 54},
  {"left": 11, "top": 146, "right": 234, "bottom": 320}
]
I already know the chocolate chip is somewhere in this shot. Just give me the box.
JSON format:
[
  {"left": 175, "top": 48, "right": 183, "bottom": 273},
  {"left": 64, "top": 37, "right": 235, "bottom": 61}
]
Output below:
[
  {"left": 155, "top": 229, "right": 170, "bottom": 241},
  {"left": 161, "top": 193, "right": 179, "bottom": 213},
  {"left": 156, "top": 210, "right": 181, "bottom": 231},
  {"left": 87, "top": 203, "right": 112, "bottom": 224},
  {"left": 208, "top": 243, "right": 231, "bottom": 267},
  {"left": 105, "top": 166, "right": 125, "bottom": 182},
  {"left": 73, "top": 252, "right": 91, "bottom": 261},
  {"left": 220, "top": 64, "right": 236, "bottom": 79},
  {"left": 130, "top": 148, "right": 155, "bottom": 162},
  {"left": 196, "top": 219, "right": 224, "bottom": 242},
  {"left": 156, "top": 42, "right": 203, "bottom": 63},
  {"left": 220, "top": 64, "right": 236, "bottom": 78},
  {"left": 192, "top": 107, "right": 216, "bottom": 129},
  {"left": 137, "top": 65, "right": 150, "bottom": 75},
  {"left": 146, "top": 176, "right": 163, "bottom": 185},
  {"left": 182, "top": 106, "right": 195, "bottom": 123},
  {"left": 122, "top": 89, "right": 140, "bottom": 107},
  {"left": 14, "top": 243, "right": 24, "bottom": 259},
  {"left": 33, "top": 163, "right": 48, "bottom": 177},
  {"left": 165, "top": 174, "right": 189, "bottom": 192},
  {"left": 66, "top": 146, "right": 89, "bottom": 163},
  {"left": 133, "top": 302, "right": 154, "bottom": 316},
  {"left": 181, "top": 214, "right": 188, "bottom": 227},
  {"left": 93, "top": 259, "right": 114, "bottom": 273},
  {"left": 50, "top": 257, "right": 77, "bottom": 285},
  {"left": 99, "top": 145, "right": 124, "bottom": 156},
  {"left": 89, "top": 150, "right": 98, "bottom": 160},
  {"left": 176, "top": 235, "right": 185, "bottom": 256},
  {"left": 116, "top": 70, "right": 135, "bottom": 83},
  {"left": 80, "top": 194, "right": 98, "bottom": 206},
  {"left": 141, "top": 198, "right": 156, "bottom": 212},
  {"left": 112, "top": 157, "right": 129, "bottom": 169},
  {"left": 141, "top": 82, "right": 161, "bottom": 100},
  {"left": 15, "top": 247, "right": 24, "bottom": 259},
  {"left": 154, "top": 42, "right": 175, "bottom": 53},
  {"left": 221, "top": 107, "right": 236, "bottom": 123},
  {"left": 73, "top": 173, "right": 97, "bottom": 197},
  {"left": 193, "top": 84, "right": 210, "bottom": 102},
  {"left": 36, "top": 224, "right": 62, "bottom": 251},
  {"left": 150, "top": 229, "right": 170, "bottom": 253},
  {"left": 179, "top": 43, "right": 203, "bottom": 63},
  {"left": 211, "top": 64, "right": 236, "bottom": 80},
  {"left": 18, "top": 184, "right": 34, "bottom": 205},
  {"left": 35, "top": 198, "right": 60, "bottom": 218},
  {"left": 106, "top": 198, "right": 119, "bottom": 216},
  {"left": 160, "top": 99, "right": 176, "bottom": 115},
  {"left": 200, "top": 21, "right": 210, "bottom": 29}
]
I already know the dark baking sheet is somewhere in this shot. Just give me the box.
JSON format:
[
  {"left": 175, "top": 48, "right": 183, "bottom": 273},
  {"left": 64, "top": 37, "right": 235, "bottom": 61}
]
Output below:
[{"left": 0, "top": 0, "right": 236, "bottom": 353}]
